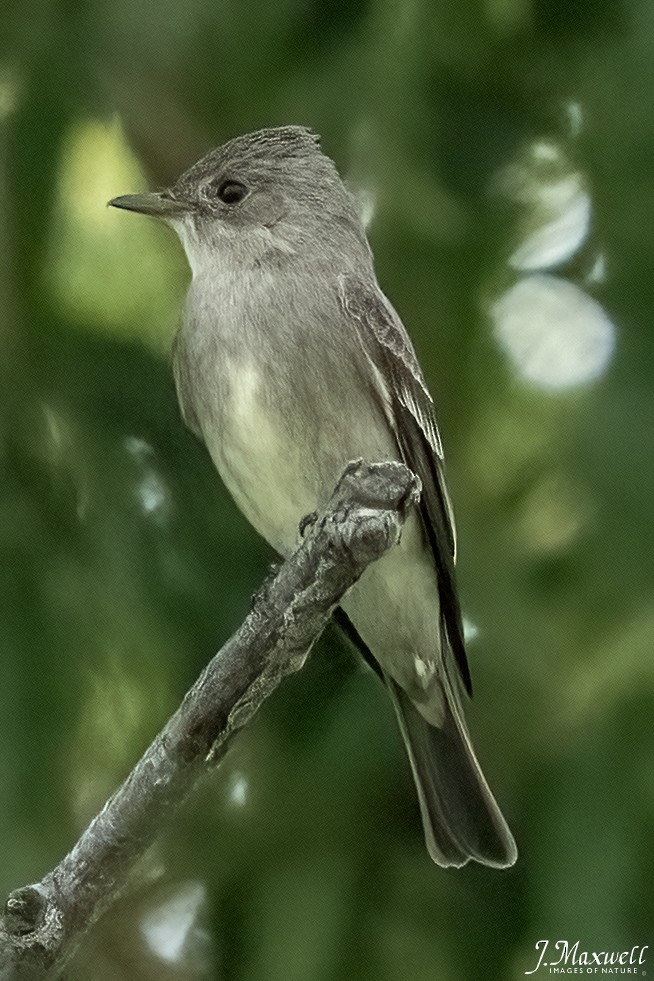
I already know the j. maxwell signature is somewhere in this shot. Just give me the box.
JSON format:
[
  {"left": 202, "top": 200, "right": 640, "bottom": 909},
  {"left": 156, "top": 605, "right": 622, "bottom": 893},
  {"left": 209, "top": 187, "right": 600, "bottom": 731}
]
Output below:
[{"left": 525, "top": 941, "right": 648, "bottom": 975}]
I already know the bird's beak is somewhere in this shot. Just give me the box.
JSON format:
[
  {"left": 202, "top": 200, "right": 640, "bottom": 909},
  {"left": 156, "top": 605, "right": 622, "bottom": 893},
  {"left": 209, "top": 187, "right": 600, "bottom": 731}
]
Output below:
[{"left": 108, "top": 191, "right": 192, "bottom": 219}]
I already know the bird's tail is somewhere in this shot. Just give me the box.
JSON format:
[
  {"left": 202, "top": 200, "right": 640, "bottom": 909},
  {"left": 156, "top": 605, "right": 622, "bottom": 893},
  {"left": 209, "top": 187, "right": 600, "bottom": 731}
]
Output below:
[{"left": 388, "top": 672, "right": 517, "bottom": 869}]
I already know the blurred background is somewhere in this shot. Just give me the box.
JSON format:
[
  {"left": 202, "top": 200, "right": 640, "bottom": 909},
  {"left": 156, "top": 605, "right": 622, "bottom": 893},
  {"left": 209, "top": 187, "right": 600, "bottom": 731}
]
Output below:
[{"left": 1, "top": 0, "right": 653, "bottom": 977}]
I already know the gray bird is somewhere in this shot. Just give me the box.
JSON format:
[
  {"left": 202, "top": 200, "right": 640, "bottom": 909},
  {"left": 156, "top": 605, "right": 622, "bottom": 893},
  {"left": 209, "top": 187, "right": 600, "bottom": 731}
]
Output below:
[{"left": 110, "top": 126, "right": 517, "bottom": 868}]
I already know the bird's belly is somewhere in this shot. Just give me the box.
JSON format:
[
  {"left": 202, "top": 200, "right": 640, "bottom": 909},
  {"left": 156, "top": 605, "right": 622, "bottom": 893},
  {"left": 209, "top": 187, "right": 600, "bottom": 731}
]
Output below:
[{"left": 341, "top": 512, "right": 443, "bottom": 710}]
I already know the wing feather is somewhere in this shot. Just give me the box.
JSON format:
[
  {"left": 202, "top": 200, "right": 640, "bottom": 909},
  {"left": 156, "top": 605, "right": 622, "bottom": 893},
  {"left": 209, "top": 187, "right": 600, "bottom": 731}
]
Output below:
[{"left": 339, "top": 274, "right": 471, "bottom": 695}]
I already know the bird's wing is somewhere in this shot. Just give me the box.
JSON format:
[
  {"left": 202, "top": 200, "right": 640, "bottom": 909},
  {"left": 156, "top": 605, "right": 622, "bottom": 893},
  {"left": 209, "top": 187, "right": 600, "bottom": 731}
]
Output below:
[{"left": 338, "top": 274, "right": 471, "bottom": 695}]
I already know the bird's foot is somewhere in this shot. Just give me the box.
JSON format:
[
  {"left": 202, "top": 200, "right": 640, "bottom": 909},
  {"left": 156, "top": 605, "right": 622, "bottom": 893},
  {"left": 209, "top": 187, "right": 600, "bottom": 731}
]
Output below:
[{"left": 299, "top": 510, "right": 318, "bottom": 538}]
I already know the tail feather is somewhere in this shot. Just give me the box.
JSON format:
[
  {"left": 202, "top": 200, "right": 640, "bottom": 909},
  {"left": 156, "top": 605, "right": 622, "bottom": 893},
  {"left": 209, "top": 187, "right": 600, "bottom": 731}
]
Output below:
[{"left": 388, "top": 676, "right": 517, "bottom": 869}]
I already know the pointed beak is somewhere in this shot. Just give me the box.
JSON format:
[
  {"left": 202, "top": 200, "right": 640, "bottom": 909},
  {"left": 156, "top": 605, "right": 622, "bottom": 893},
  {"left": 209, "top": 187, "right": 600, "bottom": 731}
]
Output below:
[{"left": 108, "top": 191, "right": 192, "bottom": 219}]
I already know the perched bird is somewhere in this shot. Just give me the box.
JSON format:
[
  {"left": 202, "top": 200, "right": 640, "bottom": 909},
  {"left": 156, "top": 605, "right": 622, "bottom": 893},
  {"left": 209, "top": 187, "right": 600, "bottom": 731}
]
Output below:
[{"left": 110, "top": 126, "right": 517, "bottom": 868}]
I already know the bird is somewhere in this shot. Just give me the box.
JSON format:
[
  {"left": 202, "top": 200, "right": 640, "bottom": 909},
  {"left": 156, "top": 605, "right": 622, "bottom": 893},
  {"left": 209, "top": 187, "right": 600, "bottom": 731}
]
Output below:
[{"left": 110, "top": 125, "right": 517, "bottom": 868}]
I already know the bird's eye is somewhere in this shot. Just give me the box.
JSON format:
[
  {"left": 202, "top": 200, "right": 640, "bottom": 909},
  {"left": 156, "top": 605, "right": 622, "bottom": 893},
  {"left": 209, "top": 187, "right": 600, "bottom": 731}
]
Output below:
[{"left": 212, "top": 180, "right": 248, "bottom": 204}]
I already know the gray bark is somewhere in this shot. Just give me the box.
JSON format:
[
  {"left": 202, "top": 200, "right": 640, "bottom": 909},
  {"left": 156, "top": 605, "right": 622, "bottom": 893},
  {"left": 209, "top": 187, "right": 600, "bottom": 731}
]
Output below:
[{"left": 0, "top": 460, "right": 419, "bottom": 981}]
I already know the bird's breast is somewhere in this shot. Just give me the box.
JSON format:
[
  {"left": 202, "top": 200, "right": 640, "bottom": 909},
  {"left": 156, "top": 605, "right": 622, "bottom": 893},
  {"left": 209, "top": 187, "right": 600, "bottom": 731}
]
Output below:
[
  {"left": 176, "top": 265, "right": 397, "bottom": 553},
  {"left": 212, "top": 356, "right": 317, "bottom": 553}
]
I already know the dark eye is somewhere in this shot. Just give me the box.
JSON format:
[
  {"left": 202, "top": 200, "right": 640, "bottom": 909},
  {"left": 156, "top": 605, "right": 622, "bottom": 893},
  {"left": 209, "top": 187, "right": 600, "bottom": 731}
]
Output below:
[{"left": 213, "top": 180, "right": 248, "bottom": 204}]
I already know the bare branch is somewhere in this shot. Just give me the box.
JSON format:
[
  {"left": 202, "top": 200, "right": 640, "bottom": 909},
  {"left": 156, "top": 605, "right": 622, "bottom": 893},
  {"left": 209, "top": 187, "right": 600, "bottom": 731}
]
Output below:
[{"left": 0, "top": 460, "right": 419, "bottom": 981}]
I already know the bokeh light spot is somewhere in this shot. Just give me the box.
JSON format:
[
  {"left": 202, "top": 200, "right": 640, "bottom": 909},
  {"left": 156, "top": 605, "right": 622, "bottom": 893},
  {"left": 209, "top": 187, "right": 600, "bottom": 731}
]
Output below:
[{"left": 491, "top": 274, "right": 616, "bottom": 390}]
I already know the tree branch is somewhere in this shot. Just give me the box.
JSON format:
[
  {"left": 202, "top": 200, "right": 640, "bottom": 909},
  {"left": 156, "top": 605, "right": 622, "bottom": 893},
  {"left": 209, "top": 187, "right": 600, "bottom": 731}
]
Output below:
[{"left": 0, "top": 460, "right": 419, "bottom": 981}]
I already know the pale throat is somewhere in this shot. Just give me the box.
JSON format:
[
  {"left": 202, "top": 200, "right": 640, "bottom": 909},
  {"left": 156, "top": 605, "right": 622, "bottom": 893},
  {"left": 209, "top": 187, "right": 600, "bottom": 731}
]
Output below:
[{"left": 169, "top": 216, "right": 297, "bottom": 280}]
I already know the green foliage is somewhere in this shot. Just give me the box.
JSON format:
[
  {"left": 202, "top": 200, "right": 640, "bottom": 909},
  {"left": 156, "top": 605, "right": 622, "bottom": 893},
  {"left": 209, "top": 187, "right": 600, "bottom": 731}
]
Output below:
[{"left": 1, "top": 0, "right": 653, "bottom": 976}]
